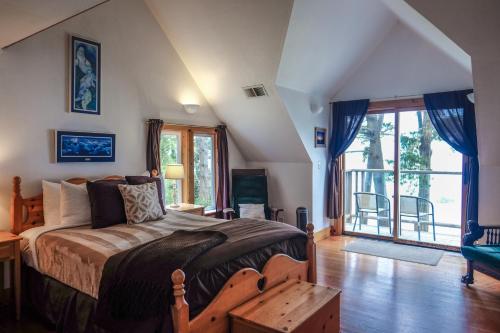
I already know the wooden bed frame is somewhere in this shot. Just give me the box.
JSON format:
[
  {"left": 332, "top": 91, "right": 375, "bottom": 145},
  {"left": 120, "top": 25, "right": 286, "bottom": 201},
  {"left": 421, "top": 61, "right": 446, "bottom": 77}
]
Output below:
[{"left": 10, "top": 175, "right": 317, "bottom": 333}]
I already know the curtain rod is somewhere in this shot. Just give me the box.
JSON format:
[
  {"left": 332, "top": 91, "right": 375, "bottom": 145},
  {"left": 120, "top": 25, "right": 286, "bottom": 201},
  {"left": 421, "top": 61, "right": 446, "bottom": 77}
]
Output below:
[
  {"left": 329, "top": 94, "right": 423, "bottom": 104},
  {"left": 145, "top": 120, "right": 224, "bottom": 129}
]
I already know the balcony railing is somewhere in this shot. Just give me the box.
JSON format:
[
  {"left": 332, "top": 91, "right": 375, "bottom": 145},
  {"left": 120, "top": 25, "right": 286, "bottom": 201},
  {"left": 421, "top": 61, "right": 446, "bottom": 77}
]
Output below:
[{"left": 344, "top": 168, "right": 462, "bottom": 229}]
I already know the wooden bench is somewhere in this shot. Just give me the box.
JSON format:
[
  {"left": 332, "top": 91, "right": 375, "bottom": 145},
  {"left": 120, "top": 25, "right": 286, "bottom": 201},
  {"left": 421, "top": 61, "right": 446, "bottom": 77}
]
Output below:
[{"left": 229, "top": 279, "right": 341, "bottom": 333}]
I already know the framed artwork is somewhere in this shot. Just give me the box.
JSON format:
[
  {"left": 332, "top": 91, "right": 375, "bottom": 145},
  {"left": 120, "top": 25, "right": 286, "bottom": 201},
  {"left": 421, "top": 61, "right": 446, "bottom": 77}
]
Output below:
[
  {"left": 70, "top": 35, "right": 101, "bottom": 115},
  {"left": 314, "top": 127, "right": 327, "bottom": 148},
  {"left": 56, "top": 131, "right": 115, "bottom": 162}
]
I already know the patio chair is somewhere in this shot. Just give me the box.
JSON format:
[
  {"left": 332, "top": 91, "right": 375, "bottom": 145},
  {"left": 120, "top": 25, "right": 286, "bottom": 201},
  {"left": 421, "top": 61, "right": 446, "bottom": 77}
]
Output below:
[
  {"left": 353, "top": 192, "right": 391, "bottom": 235},
  {"left": 399, "top": 195, "right": 436, "bottom": 241}
]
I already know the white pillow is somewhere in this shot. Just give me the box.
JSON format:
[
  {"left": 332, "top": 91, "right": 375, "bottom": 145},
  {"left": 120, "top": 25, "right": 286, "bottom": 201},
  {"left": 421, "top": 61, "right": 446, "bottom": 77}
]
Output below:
[
  {"left": 42, "top": 180, "right": 61, "bottom": 226},
  {"left": 239, "top": 204, "right": 266, "bottom": 219},
  {"left": 60, "top": 181, "right": 91, "bottom": 225}
]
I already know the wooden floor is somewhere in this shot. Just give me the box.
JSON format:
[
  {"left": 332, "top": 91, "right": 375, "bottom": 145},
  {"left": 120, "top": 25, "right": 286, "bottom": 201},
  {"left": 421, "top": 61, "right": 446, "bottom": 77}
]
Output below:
[
  {"left": 1, "top": 236, "right": 499, "bottom": 332},
  {"left": 317, "top": 236, "right": 500, "bottom": 333}
]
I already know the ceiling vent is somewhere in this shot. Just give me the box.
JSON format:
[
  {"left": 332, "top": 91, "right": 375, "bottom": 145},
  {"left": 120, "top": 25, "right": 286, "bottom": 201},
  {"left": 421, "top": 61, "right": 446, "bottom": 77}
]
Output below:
[{"left": 243, "top": 84, "right": 268, "bottom": 98}]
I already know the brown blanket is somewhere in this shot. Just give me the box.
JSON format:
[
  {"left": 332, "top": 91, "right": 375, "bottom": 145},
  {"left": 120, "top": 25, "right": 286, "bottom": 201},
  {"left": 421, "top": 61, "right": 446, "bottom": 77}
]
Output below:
[{"left": 95, "top": 230, "right": 228, "bottom": 333}]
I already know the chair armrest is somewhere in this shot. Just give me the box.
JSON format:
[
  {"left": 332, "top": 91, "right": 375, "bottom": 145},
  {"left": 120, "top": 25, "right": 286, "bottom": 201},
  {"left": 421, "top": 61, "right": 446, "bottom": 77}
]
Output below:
[
  {"left": 463, "top": 220, "right": 484, "bottom": 246},
  {"left": 270, "top": 207, "right": 285, "bottom": 222}
]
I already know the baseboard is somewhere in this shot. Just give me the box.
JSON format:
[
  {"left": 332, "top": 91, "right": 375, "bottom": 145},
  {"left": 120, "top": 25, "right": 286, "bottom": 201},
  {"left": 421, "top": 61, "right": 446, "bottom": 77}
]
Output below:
[{"left": 314, "top": 226, "right": 332, "bottom": 242}]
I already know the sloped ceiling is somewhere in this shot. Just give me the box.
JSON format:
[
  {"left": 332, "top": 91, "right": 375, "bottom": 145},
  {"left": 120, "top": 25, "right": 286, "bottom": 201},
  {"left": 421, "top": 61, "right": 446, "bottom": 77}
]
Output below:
[
  {"left": 335, "top": 21, "right": 473, "bottom": 100},
  {"left": 277, "top": 0, "right": 397, "bottom": 98},
  {"left": 0, "top": 0, "right": 107, "bottom": 48},
  {"left": 276, "top": 0, "right": 471, "bottom": 101},
  {"left": 144, "top": 0, "right": 309, "bottom": 163}
]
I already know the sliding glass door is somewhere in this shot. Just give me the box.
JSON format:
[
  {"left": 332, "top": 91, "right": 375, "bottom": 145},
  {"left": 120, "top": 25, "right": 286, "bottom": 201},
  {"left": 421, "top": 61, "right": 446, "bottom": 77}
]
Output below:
[
  {"left": 343, "top": 107, "right": 463, "bottom": 249},
  {"left": 344, "top": 113, "right": 395, "bottom": 237}
]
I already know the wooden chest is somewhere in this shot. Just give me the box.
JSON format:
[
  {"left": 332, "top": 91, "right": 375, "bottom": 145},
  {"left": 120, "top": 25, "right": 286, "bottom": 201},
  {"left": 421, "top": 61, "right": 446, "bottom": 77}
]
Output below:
[{"left": 229, "top": 279, "right": 341, "bottom": 333}]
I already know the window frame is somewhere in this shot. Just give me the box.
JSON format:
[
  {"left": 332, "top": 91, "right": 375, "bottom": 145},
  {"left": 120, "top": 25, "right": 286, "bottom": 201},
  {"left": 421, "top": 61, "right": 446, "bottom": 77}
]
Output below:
[
  {"left": 162, "top": 124, "right": 218, "bottom": 213},
  {"left": 339, "top": 98, "right": 466, "bottom": 252}
]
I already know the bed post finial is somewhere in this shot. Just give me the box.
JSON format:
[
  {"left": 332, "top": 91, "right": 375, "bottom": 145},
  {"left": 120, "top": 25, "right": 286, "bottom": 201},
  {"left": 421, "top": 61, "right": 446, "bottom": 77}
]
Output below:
[
  {"left": 11, "top": 177, "right": 23, "bottom": 235},
  {"left": 306, "top": 223, "right": 317, "bottom": 284},
  {"left": 171, "top": 269, "right": 190, "bottom": 333}
]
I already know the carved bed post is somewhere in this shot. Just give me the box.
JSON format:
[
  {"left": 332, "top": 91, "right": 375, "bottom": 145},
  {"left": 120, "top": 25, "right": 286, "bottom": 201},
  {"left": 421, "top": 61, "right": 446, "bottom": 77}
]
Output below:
[
  {"left": 11, "top": 177, "right": 23, "bottom": 235},
  {"left": 171, "top": 269, "right": 190, "bottom": 333},
  {"left": 306, "top": 223, "right": 317, "bottom": 284}
]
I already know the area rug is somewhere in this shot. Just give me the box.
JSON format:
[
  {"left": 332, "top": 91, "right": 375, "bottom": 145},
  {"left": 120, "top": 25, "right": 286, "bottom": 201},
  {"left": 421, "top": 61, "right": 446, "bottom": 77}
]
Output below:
[{"left": 342, "top": 239, "right": 444, "bottom": 266}]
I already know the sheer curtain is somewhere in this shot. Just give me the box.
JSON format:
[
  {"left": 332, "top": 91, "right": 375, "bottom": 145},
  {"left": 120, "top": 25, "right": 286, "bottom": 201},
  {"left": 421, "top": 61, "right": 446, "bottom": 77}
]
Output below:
[
  {"left": 423, "top": 89, "right": 478, "bottom": 223},
  {"left": 327, "top": 99, "right": 369, "bottom": 219}
]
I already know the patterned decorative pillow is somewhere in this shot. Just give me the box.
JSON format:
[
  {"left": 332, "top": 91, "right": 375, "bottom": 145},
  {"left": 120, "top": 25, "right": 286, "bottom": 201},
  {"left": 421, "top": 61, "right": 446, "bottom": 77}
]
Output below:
[{"left": 118, "top": 182, "right": 164, "bottom": 224}]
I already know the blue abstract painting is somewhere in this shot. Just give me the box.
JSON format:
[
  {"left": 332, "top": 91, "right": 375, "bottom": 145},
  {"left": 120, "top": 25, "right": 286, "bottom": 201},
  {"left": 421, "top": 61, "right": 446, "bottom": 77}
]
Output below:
[
  {"left": 70, "top": 36, "right": 100, "bottom": 115},
  {"left": 56, "top": 131, "right": 115, "bottom": 162},
  {"left": 315, "top": 127, "right": 327, "bottom": 147}
]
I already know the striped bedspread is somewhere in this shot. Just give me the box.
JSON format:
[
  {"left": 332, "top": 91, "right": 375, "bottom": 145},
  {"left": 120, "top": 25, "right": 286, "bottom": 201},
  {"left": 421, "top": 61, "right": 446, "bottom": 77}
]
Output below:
[{"left": 22, "top": 211, "right": 227, "bottom": 298}]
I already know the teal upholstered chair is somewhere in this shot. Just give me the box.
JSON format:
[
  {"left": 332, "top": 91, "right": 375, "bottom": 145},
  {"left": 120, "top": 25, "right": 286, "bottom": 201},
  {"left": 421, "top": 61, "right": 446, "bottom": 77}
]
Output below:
[
  {"left": 223, "top": 169, "right": 284, "bottom": 222},
  {"left": 461, "top": 220, "right": 500, "bottom": 285}
]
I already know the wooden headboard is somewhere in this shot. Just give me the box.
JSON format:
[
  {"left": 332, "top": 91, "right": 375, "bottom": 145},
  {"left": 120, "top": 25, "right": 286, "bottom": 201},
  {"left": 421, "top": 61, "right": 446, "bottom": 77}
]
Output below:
[{"left": 10, "top": 175, "right": 125, "bottom": 235}]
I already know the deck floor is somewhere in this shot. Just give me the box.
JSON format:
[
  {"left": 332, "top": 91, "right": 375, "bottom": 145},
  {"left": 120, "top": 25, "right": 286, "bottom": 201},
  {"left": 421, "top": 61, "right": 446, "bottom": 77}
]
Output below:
[{"left": 344, "top": 221, "right": 461, "bottom": 247}]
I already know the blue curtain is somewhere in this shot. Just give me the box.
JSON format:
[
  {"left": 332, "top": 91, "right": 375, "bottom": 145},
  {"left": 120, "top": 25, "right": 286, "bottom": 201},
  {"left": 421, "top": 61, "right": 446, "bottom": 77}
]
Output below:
[
  {"left": 423, "top": 89, "right": 478, "bottom": 223},
  {"left": 327, "top": 99, "right": 369, "bottom": 219}
]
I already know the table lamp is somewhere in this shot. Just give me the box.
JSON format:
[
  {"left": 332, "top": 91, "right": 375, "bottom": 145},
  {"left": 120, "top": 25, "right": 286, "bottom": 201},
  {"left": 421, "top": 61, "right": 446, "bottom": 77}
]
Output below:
[{"left": 165, "top": 164, "right": 185, "bottom": 208}]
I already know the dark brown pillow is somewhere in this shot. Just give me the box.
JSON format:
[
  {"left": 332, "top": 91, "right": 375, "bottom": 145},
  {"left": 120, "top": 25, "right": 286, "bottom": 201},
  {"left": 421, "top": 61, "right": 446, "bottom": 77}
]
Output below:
[
  {"left": 125, "top": 176, "right": 166, "bottom": 215},
  {"left": 87, "top": 179, "right": 128, "bottom": 229}
]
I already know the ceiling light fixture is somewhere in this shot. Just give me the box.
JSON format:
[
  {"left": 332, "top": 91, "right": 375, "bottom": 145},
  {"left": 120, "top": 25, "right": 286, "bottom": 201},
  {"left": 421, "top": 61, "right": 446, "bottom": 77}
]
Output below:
[{"left": 183, "top": 104, "right": 200, "bottom": 114}]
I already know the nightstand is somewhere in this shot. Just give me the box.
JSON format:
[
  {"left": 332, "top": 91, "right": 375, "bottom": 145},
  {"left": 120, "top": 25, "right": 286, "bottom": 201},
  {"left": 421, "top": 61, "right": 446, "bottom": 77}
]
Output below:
[
  {"left": 166, "top": 203, "right": 205, "bottom": 216},
  {"left": 0, "top": 231, "right": 22, "bottom": 320}
]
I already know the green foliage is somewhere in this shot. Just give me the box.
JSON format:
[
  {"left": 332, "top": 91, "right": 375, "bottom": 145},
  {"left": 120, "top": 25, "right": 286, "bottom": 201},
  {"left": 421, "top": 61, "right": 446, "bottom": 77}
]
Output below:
[
  {"left": 193, "top": 135, "right": 215, "bottom": 209},
  {"left": 160, "top": 134, "right": 180, "bottom": 204}
]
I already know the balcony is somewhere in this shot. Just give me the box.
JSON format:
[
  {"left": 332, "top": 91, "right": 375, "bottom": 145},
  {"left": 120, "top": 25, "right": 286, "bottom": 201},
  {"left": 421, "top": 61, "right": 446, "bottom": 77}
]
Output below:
[{"left": 344, "top": 168, "right": 462, "bottom": 247}]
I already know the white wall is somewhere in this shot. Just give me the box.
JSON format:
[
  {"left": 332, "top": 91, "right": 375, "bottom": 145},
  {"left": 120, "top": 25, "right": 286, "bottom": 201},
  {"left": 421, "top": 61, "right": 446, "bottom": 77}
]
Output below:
[
  {"left": 0, "top": 0, "right": 245, "bottom": 230},
  {"left": 145, "top": 0, "right": 309, "bottom": 163},
  {"left": 247, "top": 161, "right": 312, "bottom": 227},
  {"left": 336, "top": 22, "right": 472, "bottom": 100},
  {"left": 276, "top": 87, "right": 330, "bottom": 230},
  {"left": 406, "top": 0, "right": 500, "bottom": 226}
]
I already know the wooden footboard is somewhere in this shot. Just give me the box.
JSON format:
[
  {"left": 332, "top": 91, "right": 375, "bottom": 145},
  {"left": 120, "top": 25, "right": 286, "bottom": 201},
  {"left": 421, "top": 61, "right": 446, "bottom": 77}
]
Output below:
[{"left": 171, "top": 223, "right": 317, "bottom": 333}]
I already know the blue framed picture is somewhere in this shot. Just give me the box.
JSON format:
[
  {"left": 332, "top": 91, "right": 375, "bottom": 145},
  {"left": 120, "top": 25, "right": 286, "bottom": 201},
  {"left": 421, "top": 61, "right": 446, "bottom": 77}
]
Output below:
[
  {"left": 56, "top": 131, "right": 115, "bottom": 163},
  {"left": 70, "top": 36, "right": 101, "bottom": 115},
  {"left": 315, "top": 127, "right": 327, "bottom": 147}
]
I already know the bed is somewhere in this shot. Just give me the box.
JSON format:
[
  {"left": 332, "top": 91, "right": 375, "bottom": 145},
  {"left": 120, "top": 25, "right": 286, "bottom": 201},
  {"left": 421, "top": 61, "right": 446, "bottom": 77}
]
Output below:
[{"left": 11, "top": 175, "right": 316, "bottom": 333}]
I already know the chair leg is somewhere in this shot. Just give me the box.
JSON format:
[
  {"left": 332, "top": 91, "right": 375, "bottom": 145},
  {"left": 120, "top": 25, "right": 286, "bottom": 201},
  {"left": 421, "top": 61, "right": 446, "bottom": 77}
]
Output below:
[
  {"left": 461, "top": 260, "right": 474, "bottom": 286},
  {"left": 353, "top": 213, "right": 359, "bottom": 231},
  {"left": 359, "top": 212, "right": 362, "bottom": 230},
  {"left": 376, "top": 213, "right": 380, "bottom": 235},
  {"left": 417, "top": 221, "right": 421, "bottom": 241},
  {"left": 432, "top": 214, "right": 436, "bottom": 241}
]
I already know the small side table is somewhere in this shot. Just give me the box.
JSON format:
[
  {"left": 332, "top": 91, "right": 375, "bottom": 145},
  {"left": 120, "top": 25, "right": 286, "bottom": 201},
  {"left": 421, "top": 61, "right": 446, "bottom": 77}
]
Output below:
[
  {"left": 166, "top": 203, "right": 205, "bottom": 216},
  {"left": 0, "top": 231, "right": 22, "bottom": 320}
]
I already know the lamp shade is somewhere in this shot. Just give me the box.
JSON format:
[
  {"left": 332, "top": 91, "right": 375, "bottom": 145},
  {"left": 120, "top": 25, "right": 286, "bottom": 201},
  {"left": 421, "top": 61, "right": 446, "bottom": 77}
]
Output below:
[{"left": 165, "top": 164, "right": 185, "bottom": 180}]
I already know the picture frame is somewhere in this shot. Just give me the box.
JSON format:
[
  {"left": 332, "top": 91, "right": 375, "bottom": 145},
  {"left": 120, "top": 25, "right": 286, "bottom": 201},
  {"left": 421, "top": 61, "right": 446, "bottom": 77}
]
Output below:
[
  {"left": 314, "top": 127, "right": 327, "bottom": 148},
  {"left": 56, "top": 131, "right": 115, "bottom": 163},
  {"left": 70, "top": 35, "right": 101, "bottom": 115}
]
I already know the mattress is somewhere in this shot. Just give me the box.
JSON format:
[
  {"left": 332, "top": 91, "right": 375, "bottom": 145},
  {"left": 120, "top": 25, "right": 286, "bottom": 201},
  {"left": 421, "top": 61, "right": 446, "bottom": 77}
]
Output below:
[{"left": 20, "top": 211, "right": 227, "bottom": 298}]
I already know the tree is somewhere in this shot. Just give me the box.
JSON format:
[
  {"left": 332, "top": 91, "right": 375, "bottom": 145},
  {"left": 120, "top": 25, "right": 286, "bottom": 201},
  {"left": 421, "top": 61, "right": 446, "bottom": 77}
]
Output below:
[
  {"left": 399, "top": 111, "right": 438, "bottom": 201},
  {"left": 358, "top": 114, "right": 394, "bottom": 196},
  {"left": 193, "top": 136, "right": 214, "bottom": 208}
]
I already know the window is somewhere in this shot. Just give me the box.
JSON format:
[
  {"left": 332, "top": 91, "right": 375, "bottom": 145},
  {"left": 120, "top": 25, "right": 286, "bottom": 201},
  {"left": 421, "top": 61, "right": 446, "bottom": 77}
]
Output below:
[
  {"left": 160, "top": 131, "right": 182, "bottom": 204},
  {"left": 193, "top": 134, "right": 216, "bottom": 210},
  {"left": 160, "top": 125, "right": 217, "bottom": 212},
  {"left": 342, "top": 99, "right": 464, "bottom": 249}
]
